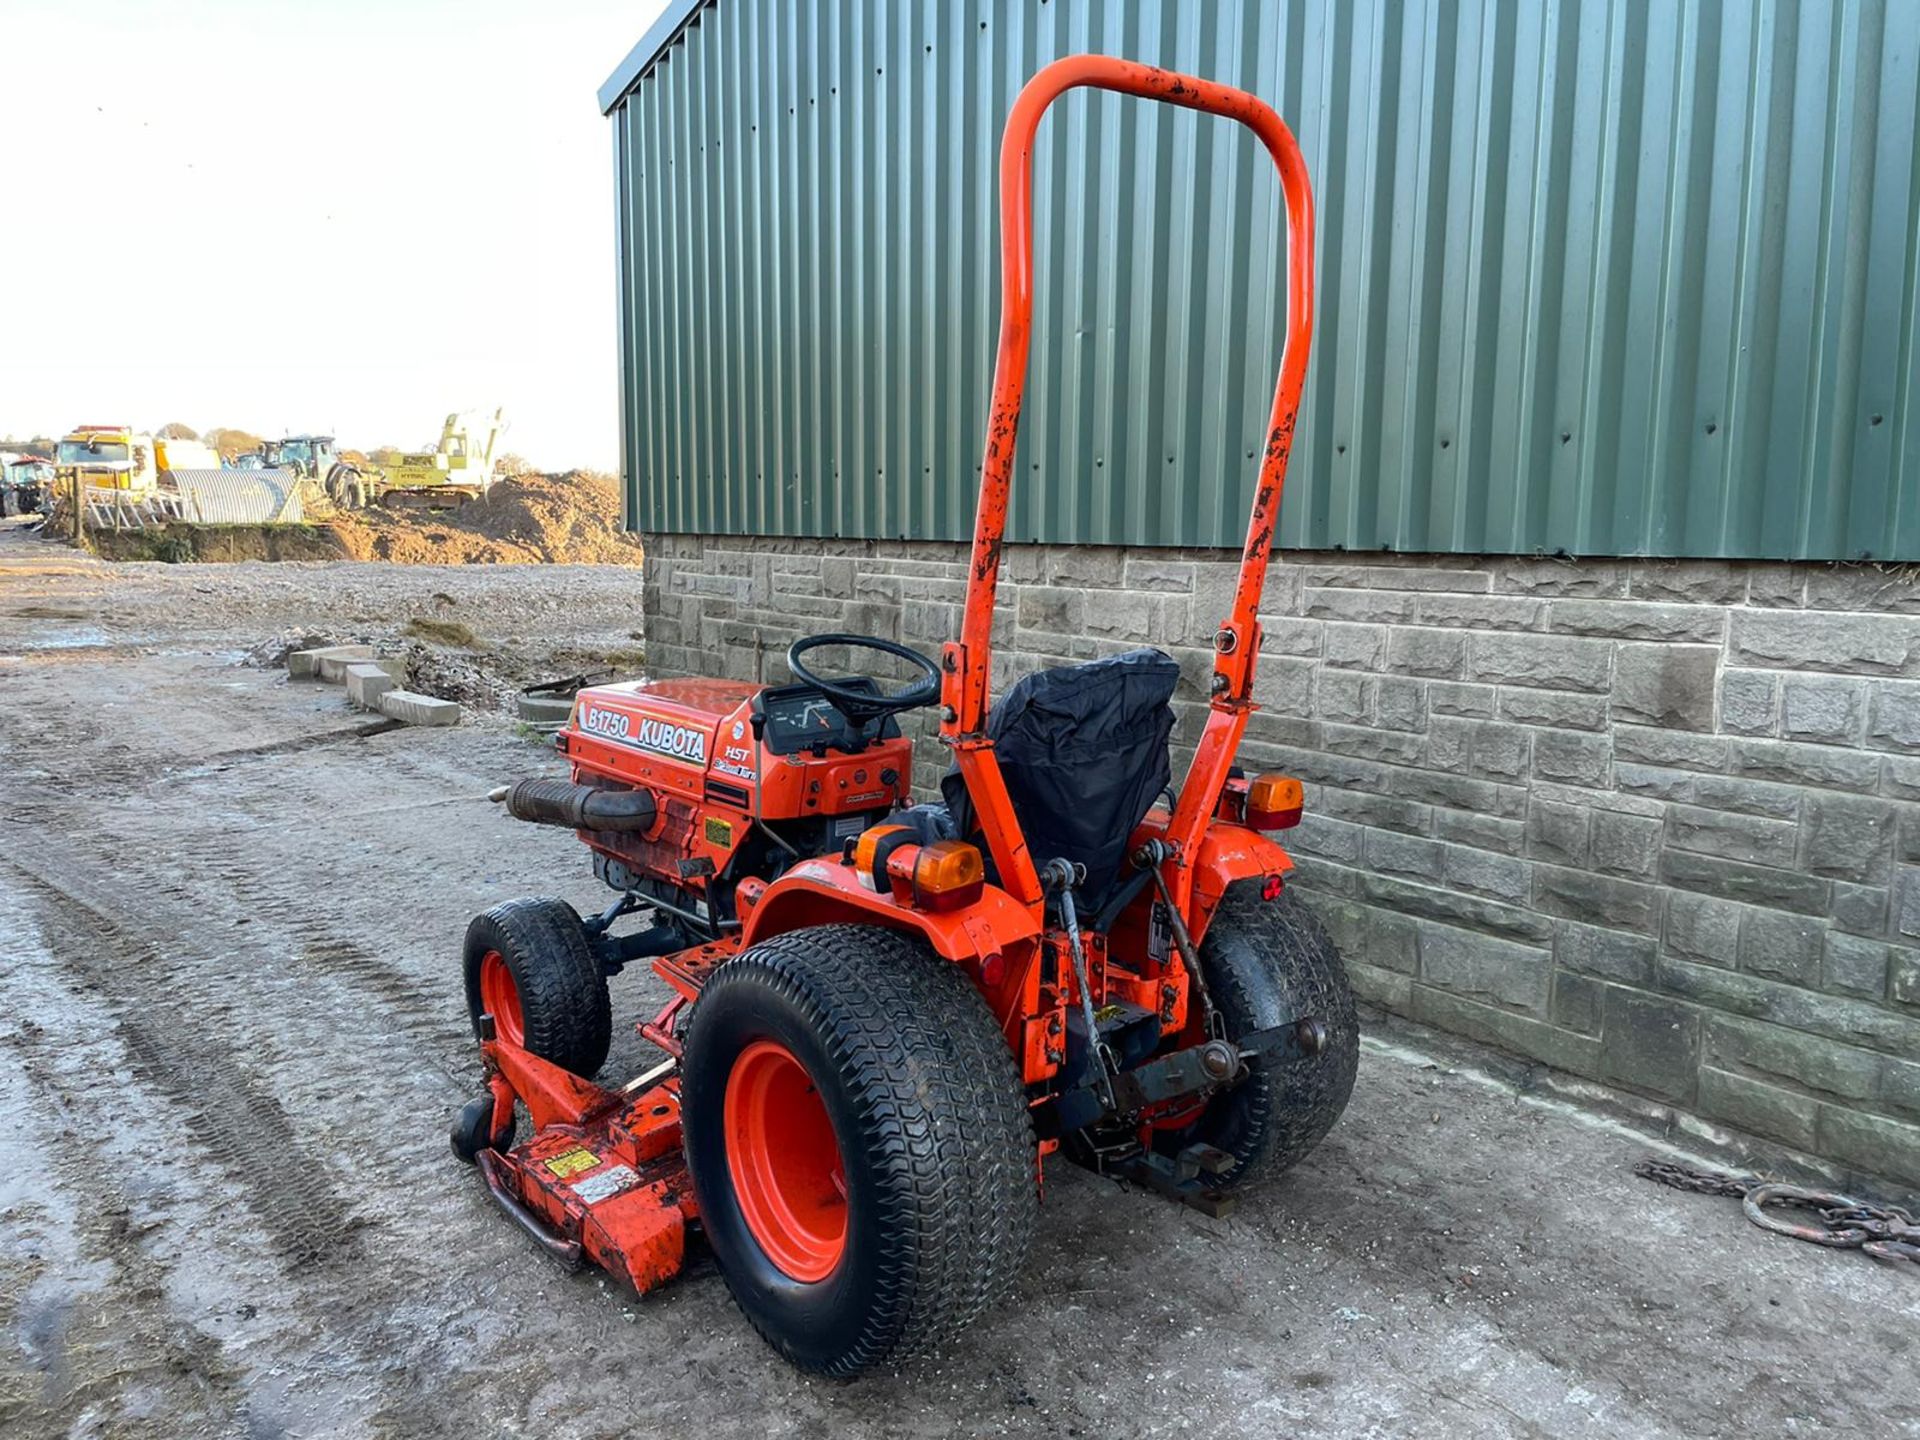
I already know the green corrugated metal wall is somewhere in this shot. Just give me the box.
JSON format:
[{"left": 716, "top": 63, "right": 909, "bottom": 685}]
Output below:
[{"left": 607, "top": 0, "right": 1920, "bottom": 560}]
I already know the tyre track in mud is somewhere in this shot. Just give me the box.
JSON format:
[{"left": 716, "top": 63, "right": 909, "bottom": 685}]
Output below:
[
  {"left": 10, "top": 735, "right": 489, "bottom": 1086},
  {"left": 5, "top": 733, "right": 473, "bottom": 1202},
  {"left": 0, "top": 683, "right": 557, "bottom": 1174},
  {"left": 1, "top": 851, "right": 501, "bottom": 1438},
  {"left": 147, "top": 750, "right": 497, "bottom": 1085},
  {"left": 0, "top": 1087, "right": 242, "bottom": 1439},
  {"left": 1, "top": 886, "right": 259, "bottom": 1440},
  {"left": 8, "top": 794, "right": 485, "bottom": 1143},
  {"left": 142, "top": 845, "right": 462, "bottom": 1065},
  {"left": 7, "top": 863, "right": 368, "bottom": 1273}
]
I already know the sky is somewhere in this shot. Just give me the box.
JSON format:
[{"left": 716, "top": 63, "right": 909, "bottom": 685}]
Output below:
[{"left": 2, "top": 0, "right": 673, "bottom": 469}]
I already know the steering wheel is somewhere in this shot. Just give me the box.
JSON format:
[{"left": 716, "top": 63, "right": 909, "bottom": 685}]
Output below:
[{"left": 786, "top": 633, "right": 942, "bottom": 730}]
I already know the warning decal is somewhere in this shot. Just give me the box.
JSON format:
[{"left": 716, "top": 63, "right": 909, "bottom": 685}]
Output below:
[
  {"left": 545, "top": 1146, "right": 600, "bottom": 1179},
  {"left": 572, "top": 1164, "right": 642, "bottom": 1205}
]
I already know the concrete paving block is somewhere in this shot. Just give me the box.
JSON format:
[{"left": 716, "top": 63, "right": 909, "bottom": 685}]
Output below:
[
  {"left": 516, "top": 693, "right": 575, "bottom": 725},
  {"left": 380, "top": 690, "right": 461, "bottom": 727},
  {"left": 317, "top": 648, "right": 378, "bottom": 683},
  {"left": 289, "top": 644, "right": 373, "bottom": 679},
  {"left": 344, "top": 663, "right": 399, "bottom": 710}
]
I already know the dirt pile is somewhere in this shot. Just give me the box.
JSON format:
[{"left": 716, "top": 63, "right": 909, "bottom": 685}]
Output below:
[
  {"left": 395, "top": 639, "right": 524, "bottom": 711},
  {"left": 86, "top": 471, "right": 643, "bottom": 567},
  {"left": 237, "top": 615, "right": 646, "bottom": 718},
  {"left": 327, "top": 470, "right": 644, "bottom": 566}
]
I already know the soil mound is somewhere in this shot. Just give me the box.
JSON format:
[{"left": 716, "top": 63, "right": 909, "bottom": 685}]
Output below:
[
  {"left": 328, "top": 470, "right": 643, "bottom": 566},
  {"left": 84, "top": 471, "right": 642, "bottom": 567}
]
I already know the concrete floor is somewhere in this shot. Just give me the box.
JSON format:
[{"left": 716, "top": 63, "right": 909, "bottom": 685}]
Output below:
[{"left": 1, "top": 534, "right": 1916, "bottom": 1439}]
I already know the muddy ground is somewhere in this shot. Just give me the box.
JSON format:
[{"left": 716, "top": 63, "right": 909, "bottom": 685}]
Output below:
[{"left": 1, "top": 521, "right": 1916, "bottom": 1440}]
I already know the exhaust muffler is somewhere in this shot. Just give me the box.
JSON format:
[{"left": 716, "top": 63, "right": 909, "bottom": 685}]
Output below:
[{"left": 497, "top": 777, "right": 657, "bottom": 833}]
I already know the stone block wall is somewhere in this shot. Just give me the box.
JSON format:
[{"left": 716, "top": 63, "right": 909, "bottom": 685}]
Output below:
[{"left": 644, "top": 533, "right": 1920, "bottom": 1198}]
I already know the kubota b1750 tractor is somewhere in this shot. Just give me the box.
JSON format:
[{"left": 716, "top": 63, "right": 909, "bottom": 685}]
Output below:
[{"left": 452, "top": 55, "right": 1357, "bottom": 1377}]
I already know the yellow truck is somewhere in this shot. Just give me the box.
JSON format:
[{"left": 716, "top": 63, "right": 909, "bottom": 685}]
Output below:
[{"left": 54, "top": 424, "right": 157, "bottom": 492}]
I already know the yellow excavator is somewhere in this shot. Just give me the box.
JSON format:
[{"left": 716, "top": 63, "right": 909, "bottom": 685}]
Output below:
[{"left": 362, "top": 407, "right": 509, "bottom": 509}]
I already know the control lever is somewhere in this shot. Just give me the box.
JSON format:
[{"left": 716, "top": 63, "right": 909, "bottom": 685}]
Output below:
[
  {"left": 1043, "top": 857, "right": 1117, "bottom": 1113},
  {"left": 1133, "top": 839, "right": 1222, "bottom": 1040}
]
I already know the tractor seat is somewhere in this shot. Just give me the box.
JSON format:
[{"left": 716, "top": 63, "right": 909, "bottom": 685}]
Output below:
[{"left": 935, "top": 647, "right": 1181, "bottom": 911}]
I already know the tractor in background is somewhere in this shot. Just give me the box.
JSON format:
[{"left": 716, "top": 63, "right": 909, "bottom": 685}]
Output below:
[
  {"left": 225, "top": 410, "right": 508, "bottom": 511},
  {"left": 0, "top": 450, "right": 54, "bottom": 517},
  {"left": 261, "top": 434, "right": 373, "bottom": 508}
]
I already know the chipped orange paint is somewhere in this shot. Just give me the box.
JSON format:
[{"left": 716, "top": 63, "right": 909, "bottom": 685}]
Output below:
[{"left": 937, "top": 54, "right": 1316, "bottom": 926}]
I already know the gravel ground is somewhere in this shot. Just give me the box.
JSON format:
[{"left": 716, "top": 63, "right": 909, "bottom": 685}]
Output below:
[{"left": 2, "top": 523, "right": 1916, "bottom": 1439}]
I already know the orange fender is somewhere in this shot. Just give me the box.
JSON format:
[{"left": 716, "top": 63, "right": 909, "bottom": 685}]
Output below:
[
  {"left": 1127, "top": 816, "right": 1294, "bottom": 946},
  {"left": 742, "top": 857, "right": 1040, "bottom": 963},
  {"left": 1196, "top": 825, "right": 1293, "bottom": 922},
  {"left": 739, "top": 859, "right": 1053, "bottom": 1081}
]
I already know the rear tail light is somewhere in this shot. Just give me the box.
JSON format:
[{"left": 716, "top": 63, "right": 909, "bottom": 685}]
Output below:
[
  {"left": 1246, "top": 773, "right": 1303, "bottom": 831},
  {"left": 891, "top": 840, "right": 985, "bottom": 912},
  {"left": 854, "top": 827, "right": 986, "bottom": 910},
  {"left": 852, "top": 823, "right": 911, "bottom": 889}
]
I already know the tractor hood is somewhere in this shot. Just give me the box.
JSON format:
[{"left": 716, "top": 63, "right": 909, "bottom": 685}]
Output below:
[{"left": 568, "top": 676, "right": 759, "bottom": 772}]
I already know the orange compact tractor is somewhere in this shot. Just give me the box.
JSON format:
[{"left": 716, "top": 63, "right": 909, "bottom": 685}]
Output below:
[{"left": 453, "top": 55, "right": 1356, "bottom": 1376}]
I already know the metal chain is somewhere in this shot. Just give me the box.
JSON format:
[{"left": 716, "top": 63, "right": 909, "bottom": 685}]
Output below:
[
  {"left": 1635, "top": 1158, "right": 1920, "bottom": 1266},
  {"left": 1634, "top": 1158, "right": 1758, "bottom": 1199}
]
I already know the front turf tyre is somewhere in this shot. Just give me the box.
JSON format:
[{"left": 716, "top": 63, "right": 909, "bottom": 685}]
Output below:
[
  {"left": 461, "top": 898, "right": 611, "bottom": 1078},
  {"left": 681, "top": 925, "right": 1037, "bottom": 1377},
  {"left": 1160, "top": 882, "right": 1359, "bottom": 1192},
  {"left": 449, "top": 1094, "right": 516, "bottom": 1164}
]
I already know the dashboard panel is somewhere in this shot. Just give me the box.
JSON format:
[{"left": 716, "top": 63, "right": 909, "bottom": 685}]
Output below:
[{"left": 755, "top": 680, "right": 897, "bottom": 755}]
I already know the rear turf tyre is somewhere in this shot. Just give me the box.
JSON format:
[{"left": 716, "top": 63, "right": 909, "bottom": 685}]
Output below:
[
  {"left": 1158, "top": 882, "right": 1359, "bottom": 1191},
  {"left": 461, "top": 898, "right": 611, "bottom": 1078},
  {"left": 680, "top": 925, "right": 1037, "bottom": 1377}
]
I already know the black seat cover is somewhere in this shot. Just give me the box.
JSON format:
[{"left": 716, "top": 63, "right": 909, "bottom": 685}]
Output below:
[{"left": 942, "top": 647, "right": 1181, "bottom": 909}]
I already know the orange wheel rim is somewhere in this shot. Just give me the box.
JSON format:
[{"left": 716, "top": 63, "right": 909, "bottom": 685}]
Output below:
[
  {"left": 478, "top": 950, "right": 525, "bottom": 1048},
  {"left": 723, "top": 1039, "right": 847, "bottom": 1282}
]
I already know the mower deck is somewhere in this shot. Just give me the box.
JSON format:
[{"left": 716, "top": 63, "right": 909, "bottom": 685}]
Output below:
[
  {"left": 475, "top": 930, "right": 1334, "bottom": 1295},
  {"left": 476, "top": 1036, "right": 694, "bottom": 1295}
]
